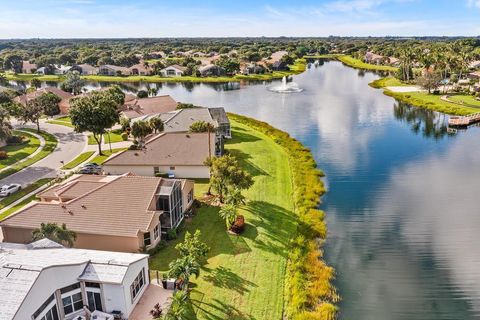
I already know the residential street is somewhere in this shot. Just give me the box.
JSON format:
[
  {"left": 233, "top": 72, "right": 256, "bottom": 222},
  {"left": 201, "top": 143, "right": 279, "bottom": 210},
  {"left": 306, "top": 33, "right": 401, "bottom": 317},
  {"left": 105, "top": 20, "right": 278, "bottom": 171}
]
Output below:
[{"left": 0, "top": 120, "right": 86, "bottom": 187}]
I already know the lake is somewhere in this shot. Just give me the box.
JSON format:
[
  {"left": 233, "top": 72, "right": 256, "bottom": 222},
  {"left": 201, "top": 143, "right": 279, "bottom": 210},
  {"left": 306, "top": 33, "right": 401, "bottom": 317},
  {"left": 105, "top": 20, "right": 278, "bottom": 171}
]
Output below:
[{"left": 20, "top": 61, "right": 480, "bottom": 319}]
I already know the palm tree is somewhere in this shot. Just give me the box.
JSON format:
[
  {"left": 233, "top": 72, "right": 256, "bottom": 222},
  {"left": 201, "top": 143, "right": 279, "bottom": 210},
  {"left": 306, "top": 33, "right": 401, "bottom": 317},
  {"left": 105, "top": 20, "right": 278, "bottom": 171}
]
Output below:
[
  {"left": 149, "top": 117, "right": 164, "bottom": 134},
  {"left": 164, "top": 291, "right": 189, "bottom": 320},
  {"left": 219, "top": 204, "right": 237, "bottom": 229},
  {"left": 167, "top": 256, "right": 200, "bottom": 291},
  {"left": 225, "top": 188, "right": 246, "bottom": 206},
  {"left": 32, "top": 222, "right": 77, "bottom": 247}
]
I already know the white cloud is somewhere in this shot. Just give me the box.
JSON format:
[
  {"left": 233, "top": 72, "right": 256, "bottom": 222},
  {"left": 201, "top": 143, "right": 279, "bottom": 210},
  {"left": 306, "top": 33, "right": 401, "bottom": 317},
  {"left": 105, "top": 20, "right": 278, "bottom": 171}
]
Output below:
[
  {"left": 323, "top": 0, "right": 384, "bottom": 13},
  {"left": 467, "top": 0, "right": 480, "bottom": 8}
]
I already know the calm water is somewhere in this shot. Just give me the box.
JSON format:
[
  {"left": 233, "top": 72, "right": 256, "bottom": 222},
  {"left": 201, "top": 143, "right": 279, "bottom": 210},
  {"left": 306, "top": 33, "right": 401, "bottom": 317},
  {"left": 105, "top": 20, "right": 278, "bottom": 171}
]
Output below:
[{"left": 22, "top": 62, "right": 480, "bottom": 319}]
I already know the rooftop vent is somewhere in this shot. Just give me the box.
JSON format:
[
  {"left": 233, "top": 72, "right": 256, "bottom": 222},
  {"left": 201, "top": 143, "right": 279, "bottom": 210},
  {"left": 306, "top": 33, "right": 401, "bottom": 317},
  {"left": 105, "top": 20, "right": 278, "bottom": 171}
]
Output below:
[{"left": 68, "top": 210, "right": 74, "bottom": 215}]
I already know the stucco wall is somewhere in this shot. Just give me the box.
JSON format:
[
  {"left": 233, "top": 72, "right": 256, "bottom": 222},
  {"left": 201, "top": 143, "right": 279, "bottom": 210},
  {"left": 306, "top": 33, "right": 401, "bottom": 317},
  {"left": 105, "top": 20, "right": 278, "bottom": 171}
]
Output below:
[{"left": 103, "top": 164, "right": 210, "bottom": 179}]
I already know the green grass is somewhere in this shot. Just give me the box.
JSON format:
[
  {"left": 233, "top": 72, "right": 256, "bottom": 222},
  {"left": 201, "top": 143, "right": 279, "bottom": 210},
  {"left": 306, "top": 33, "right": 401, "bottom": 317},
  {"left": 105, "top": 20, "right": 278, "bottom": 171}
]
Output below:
[
  {"left": 447, "top": 94, "right": 480, "bottom": 108},
  {"left": 369, "top": 77, "right": 408, "bottom": 88},
  {"left": 150, "top": 120, "right": 296, "bottom": 319},
  {"left": 0, "top": 129, "right": 58, "bottom": 180},
  {"left": 304, "top": 53, "right": 345, "bottom": 59},
  {"left": 338, "top": 55, "right": 398, "bottom": 72},
  {"left": 0, "top": 178, "right": 54, "bottom": 220},
  {"left": 90, "top": 148, "right": 127, "bottom": 164},
  {"left": 384, "top": 91, "right": 478, "bottom": 115},
  {"left": 0, "top": 131, "right": 40, "bottom": 170},
  {"left": 47, "top": 116, "right": 74, "bottom": 128},
  {"left": 87, "top": 129, "right": 125, "bottom": 145},
  {"left": 61, "top": 151, "right": 95, "bottom": 169},
  {"left": 5, "top": 59, "right": 307, "bottom": 84}
]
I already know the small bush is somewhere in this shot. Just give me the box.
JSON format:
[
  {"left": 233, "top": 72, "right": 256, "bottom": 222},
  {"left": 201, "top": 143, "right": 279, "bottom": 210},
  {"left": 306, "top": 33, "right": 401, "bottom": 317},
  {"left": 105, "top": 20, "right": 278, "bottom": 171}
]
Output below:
[
  {"left": 166, "top": 228, "right": 177, "bottom": 240},
  {"left": 121, "top": 132, "right": 129, "bottom": 141},
  {"left": 230, "top": 215, "right": 245, "bottom": 234},
  {"left": 137, "top": 90, "right": 148, "bottom": 98},
  {"left": 147, "top": 240, "right": 167, "bottom": 255},
  {"left": 6, "top": 135, "right": 26, "bottom": 145},
  {"left": 0, "top": 151, "right": 7, "bottom": 160}
]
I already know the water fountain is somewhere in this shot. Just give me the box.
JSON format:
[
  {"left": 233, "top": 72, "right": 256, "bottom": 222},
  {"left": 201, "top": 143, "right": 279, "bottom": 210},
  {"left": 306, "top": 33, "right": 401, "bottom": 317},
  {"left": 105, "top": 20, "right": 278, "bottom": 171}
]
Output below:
[{"left": 268, "top": 76, "right": 303, "bottom": 93}]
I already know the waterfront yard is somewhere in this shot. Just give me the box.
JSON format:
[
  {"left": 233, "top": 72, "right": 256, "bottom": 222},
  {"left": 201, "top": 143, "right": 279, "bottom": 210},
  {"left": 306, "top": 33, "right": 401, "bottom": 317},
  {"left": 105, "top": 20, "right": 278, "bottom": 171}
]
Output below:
[
  {"left": 149, "top": 120, "right": 296, "bottom": 319},
  {"left": 338, "top": 55, "right": 398, "bottom": 72}
]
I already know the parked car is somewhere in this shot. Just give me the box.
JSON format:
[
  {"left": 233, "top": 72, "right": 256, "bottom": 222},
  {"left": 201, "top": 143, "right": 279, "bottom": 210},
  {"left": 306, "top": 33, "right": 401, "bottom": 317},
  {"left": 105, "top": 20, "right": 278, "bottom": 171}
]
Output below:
[
  {"left": 77, "top": 167, "right": 101, "bottom": 175},
  {"left": 0, "top": 184, "right": 22, "bottom": 197},
  {"left": 83, "top": 162, "right": 101, "bottom": 169}
]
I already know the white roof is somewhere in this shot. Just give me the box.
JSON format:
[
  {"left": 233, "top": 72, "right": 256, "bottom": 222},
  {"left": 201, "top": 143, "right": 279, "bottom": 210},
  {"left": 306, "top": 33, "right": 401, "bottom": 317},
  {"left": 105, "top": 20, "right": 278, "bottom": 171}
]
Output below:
[{"left": 0, "top": 240, "right": 147, "bottom": 320}]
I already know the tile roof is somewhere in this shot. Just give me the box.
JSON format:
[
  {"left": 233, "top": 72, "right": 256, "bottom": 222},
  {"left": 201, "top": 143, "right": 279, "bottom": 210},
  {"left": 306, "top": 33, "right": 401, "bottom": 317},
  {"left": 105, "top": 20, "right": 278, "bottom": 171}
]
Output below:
[
  {"left": 122, "top": 95, "right": 178, "bottom": 119},
  {"left": 13, "top": 87, "right": 73, "bottom": 105},
  {"left": 163, "top": 108, "right": 216, "bottom": 133},
  {"left": 0, "top": 240, "right": 147, "bottom": 320},
  {"left": 0, "top": 175, "right": 165, "bottom": 237},
  {"left": 103, "top": 132, "right": 215, "bottom": 167}
]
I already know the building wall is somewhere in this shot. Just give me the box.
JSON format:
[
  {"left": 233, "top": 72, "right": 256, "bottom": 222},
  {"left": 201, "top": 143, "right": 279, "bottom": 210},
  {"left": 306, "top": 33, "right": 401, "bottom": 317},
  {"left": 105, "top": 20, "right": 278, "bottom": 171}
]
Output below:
[
  {"left": 14, "top": 263, "right": 88, "bottom": 320},
  {"left": 103, "top": 164, "right": 210, "bottom": 179},
  {"left": 121, "top": 258, "right": 149, "bottom": 317},
  {"left": 1, "top": 226, "right": 142, "bottom": 253}
]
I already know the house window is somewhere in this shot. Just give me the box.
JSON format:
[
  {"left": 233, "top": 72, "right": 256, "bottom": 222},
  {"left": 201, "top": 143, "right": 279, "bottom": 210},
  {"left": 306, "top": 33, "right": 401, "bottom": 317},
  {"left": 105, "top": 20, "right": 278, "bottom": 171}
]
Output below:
[
  {"left": 130, "top": 268, "right": 146, "bottom": 302},
  {"left": 33, "top": 294, "right": 59, "bottom": 320},
  {"left": 154, "top": 167, "right": 160, "bottom": 175},
  {"left": 187, "top": 189, "right": 193, "bottom": 203},
  {"left": 87, "top": 290, "right": 103, "bottom": 312},
  {"left": 62, "top": 292, "right": 83, "bottom": 315},
  {"left": 154, "top": 224, "right": 159, "bottom": 240},
  {"left": 144, "top": 232, "right": 151, "bottom": 246},
  {"left": 169, "top": 166, "right": 175, "bottom": 170}
]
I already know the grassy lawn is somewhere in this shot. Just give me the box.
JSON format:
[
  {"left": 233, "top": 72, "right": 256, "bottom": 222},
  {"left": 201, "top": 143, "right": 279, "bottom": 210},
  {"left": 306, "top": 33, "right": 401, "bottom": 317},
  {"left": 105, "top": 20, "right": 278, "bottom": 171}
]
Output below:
[
  {"left": 61, "top": 151, "right": 95, "bottom": 169},
  {"left": 0, "top": 131, "right": 40, "bottom": 170},
  {"left": 0, "top": 129, "right": 58, "bottom": 180},
  {"left": 384, "top": 91, "right": 479, "bottom": 115},
  {"left": 447, "top": 94, "right": 480, "bottom": 108},
  {"left": 0, "top": 178, "right": 53, "bottom": 219},
  {"left": 90, "top": 148, "right": 127, "bottom": 164},
  {"left": 338, "top": 55, "right": 398, "bottom": 72},
  {"left": 150, "top": 120, "right": 296, "bottom": 319},
  {"left": 87, "top": 129, "right": 125, "bottom": 145},
  {"left": 47, "top": 116, "right": 74, "bottom": 128},
  {"left": 369, "top": 77, "right": 408, "bottom": 88}
]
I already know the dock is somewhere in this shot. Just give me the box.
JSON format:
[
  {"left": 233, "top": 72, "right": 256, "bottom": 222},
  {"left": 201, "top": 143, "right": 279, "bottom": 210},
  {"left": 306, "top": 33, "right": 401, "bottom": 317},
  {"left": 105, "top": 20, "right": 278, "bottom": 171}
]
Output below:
[{"left": 448, "top": 113, "right": 480, "bottom": 127}]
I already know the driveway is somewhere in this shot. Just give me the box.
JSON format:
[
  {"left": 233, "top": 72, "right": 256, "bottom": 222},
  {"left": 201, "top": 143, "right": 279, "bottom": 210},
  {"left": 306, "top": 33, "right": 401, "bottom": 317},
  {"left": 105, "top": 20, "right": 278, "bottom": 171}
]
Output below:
[{"left": 0, "top": 120, "right": 86, "bottom": 187}]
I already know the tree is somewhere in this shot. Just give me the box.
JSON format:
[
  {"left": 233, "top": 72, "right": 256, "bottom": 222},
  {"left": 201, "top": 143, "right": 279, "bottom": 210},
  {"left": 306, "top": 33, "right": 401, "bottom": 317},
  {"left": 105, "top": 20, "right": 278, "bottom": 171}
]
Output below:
[
  {"left": 19, "top": 98, "right": 44, "bottom": 132},
  {"left": 167, "top": 255, "right": 201, "bottom": 291},
  {"left": 131, "top": 120, "right": 153, "bottom": 143},
  {"left": 215, "top": 56, "right": 240, "bottom": 74},
  {"left": 3, "top": 54, "right": 23, "bottom": 73},
  {"left": 32, "top": 222, "right": 77, "bottom": 247},
  {"left": 163, "top": 291, "right": 189, "bottom": 320},
  {"left": 137, "top": 90, "right": 148, "bottom": 98},
  {"left": 0, "top": 105, "right": 12, "bottom": 141},
  {"left": 0, "top": 73, "right": 7, "bottom": 86},
  {"left": 70, "top": 91, "right": 120, "bottom": 154},
  {"left": 30, "top": 78, "right": 42, "bottom": 89},
  {"left": 120, "top": 116, "right": 131, "bottom": 132},
  {"left": 219, "top": 204, "right": 237, "bottom": 229},
  {"left": 104, "top": 85, "right": 126, "bottom": 107},
  {"left": 37, "top": 92, "right": 61, "bottom": 117},
  {"left": 189, "top": 121, "right": 214, "bottom": 133},
  {"left": 61, "top": 71, "right": 86, "bottom": 95},
  {"left": 208, "top": 155, "right": 253, "bottom": 203},
  {"left": 149, "top": 117, "right": 164, "bottom": 134},
  {"left": 175, "top": 230, "right": 209, "bottom": 262},
  {"left": 417, "top": 71, "right": 441, "bottom": 94},
  {"left": 225, "top": 188, "right": 246, "bottom": 206}
]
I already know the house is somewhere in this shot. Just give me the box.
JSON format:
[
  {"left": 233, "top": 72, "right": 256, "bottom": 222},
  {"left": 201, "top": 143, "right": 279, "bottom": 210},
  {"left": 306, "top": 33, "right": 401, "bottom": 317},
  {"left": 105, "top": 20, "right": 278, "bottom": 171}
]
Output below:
[
  {"left": 98, "top": 65, "right": 129, "bottom": 76},
  {"left": 161, "top": 107, "right": 231, "bottom": 139},
  {"left": 103, "top": 133, "right": 217, "bottom": 179},
  {"left": 364, "top": 52, "right": 384, "bottom": 64},
  {"left": 199, "top": 64, "right": 226, "bottom": 77},
  {"left": 121, "top": 95, "right": 178, "bottom": 120},
  {"left": 271, "top": 61, "right": 289, "bottom": 71},
  {"left": 241, "top": 63, "right": 266, "bottom": 75},
  {"left": 0, "top": 174, "right": 195, "bottom": 252},
  {"left": 128, "top": 63, "right": 152, "bottom": 76},
  {"left": 72, "top": 63, "right": 98, "bottom": 75},
  {"left": 468, "top": 71, "right": 480, "bottom": 80},
  {"left": 266, "top": 51, "right": 288, "bottom": 64},
  {"left": 0, "top": 239, "right": 150, "bottom": 320},
  {"left": 469, "top": 60, "right": 480, "bottom": 69},
  {"left": 388, "top": 57, "right": 400, "bottom": 66},
  {"left": 149, "top": 51, "right": 166, "bottom": 59},
  {"left": 13, "top": 87, "right": 73, "bottom": 114},
  {"left": 54, "top": 65, "right": 72, "bottom": 75},
  {"left": 21, "top": 61, "right": 37, "bottom": 73},
  {"left": 160, "top": 65, "right": 186, "bottom": 77}
]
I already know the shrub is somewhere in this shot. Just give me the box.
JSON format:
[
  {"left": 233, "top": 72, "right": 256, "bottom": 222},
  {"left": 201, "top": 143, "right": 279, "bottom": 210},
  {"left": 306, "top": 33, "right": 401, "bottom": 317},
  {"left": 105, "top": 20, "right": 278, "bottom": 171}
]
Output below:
[
  {"left": 166, "top": 228, "right": 177, "bottom": 240},
  {"left": 137, "top": 90, "right": 148, "bottom": 98},
  {"left": 6, "top": 135, "right": 25, "bottom": 145},
  {"left": 230, "top": 215, "right": 245, "bottom": 234},
  {"left": 0, "top": 151, "right": 7, "bottom": 160},
  {"left": 121, "top": 132, "right": 129, "bottom": 141},
  {"left": 147, "top": 240, "right": 167, "bottom": 255}
]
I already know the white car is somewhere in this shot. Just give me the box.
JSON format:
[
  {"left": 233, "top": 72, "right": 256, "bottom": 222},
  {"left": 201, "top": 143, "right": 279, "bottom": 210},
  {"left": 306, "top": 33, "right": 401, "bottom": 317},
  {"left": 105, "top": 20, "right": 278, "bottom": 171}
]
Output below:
[{"left": 0, "top": 184, "right": 22, "bottom": 197}]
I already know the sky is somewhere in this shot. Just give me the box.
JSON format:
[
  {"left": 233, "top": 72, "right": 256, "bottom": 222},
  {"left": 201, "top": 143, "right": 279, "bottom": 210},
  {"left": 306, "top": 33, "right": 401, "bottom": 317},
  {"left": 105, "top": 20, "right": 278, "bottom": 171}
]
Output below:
[{"left": 0, "top": 0, "right": 479, "bottom": 38}]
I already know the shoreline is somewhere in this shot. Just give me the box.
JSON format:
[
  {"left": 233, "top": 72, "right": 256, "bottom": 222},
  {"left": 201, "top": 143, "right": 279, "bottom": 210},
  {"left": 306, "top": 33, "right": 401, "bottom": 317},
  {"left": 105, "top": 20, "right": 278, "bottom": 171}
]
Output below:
[
  {"left": 305, "top": 54, "right": 398, "bottom": 72},
  {"left": 4, "top": 59, "right": 307, "bottom": 84},
  {"left": 229, "top": 113, "right": 339, "bottom": 319}
]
